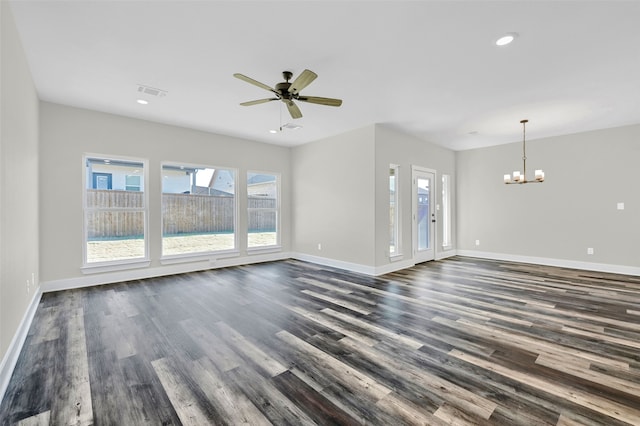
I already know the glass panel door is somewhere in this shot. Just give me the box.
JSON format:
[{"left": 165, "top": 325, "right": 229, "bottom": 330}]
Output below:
[{"left": 412, "top": 166, "right": 435, "bottom": 263}]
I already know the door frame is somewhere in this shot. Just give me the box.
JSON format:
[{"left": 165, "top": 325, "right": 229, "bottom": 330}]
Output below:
[{"left": 411, "top": 166, "right": 436, "bottom": 264}]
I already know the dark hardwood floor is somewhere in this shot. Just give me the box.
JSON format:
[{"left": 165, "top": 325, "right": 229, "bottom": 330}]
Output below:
[{"left": 1, "top": 256, "right": 640, "bottom": 425}]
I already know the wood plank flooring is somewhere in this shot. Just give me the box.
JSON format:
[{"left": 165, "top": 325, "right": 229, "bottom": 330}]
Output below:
[{"left": 1, "top": 256, "right": 640, "bottom": 425}]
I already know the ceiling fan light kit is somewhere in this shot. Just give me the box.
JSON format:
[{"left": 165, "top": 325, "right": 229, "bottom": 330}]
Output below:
[
  {"left": 504, "top": 119, "right": 545, "bottom": 185},
  {"left": 234, "top": 69, "right": 343, "bottom": 120}
]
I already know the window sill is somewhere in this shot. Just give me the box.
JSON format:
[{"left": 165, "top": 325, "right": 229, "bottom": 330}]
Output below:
[
  {"left": 81, "top": 258, "right": 151, "bottom": 274},
  {"left": 247, "top": 245, "right": 282, "bottom": 255},
  {"left": 161, "top": 250, "right": 240, "bottom": 265}
]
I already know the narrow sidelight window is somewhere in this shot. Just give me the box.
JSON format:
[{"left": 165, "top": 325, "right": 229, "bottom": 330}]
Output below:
[
  {"left": 247, "top": 172, "right": 279, "bottom": 249},
  {"left": 442, "top": 174, "right": 452, "bottom": 248},
  {"left": 389, "top": 164, "right": 401, "bottom": 256}
]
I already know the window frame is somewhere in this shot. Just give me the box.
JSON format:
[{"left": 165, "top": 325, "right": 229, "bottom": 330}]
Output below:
[
  {"left": 442, "top": 173, "right": 452, "bottom": 250},
  {"left": 81, "top": 154, "right": 150, "bottom": 273},
  {"left": 247, "top": 170, "right": 281, "bottom": 253},
  {"left": 389, "top": 164, "right": 402, "bottom": 259},
  {"left": 160, "top": 161, "right": 239, "bottom": 262}
]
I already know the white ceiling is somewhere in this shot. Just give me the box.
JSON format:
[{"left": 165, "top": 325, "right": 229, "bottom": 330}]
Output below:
[{"left": 8, "top": 1, "right": 640, "bottom": 150}]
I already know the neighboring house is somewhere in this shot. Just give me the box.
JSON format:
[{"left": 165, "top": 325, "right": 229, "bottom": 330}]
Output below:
[
  {"left": 86, "top": 158, "right": 144, "bottom": 191},
  {"left": 162, "top": 165, "right": 235, "bottom": 196},
  {"left": 248, "top": 174, "right": 277, "bottom": 198}
]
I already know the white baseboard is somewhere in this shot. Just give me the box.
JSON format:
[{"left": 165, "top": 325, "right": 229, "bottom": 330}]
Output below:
[
  {"left": 457, "top": 250, "right": 640, "bottom": 276},
  {"left": 292, "top": 253, "right": 378, "bottom": 276},
  {"left": 291, "top": 253, "right": 440, "bottom": 276},
  {"left": 0, "top": 287, "right": 42, "bottom": 406},
  {"left": 373, "top": 259, "right": 416, "bottom": 276},
  {"left": 436, "top": 250, "right": 457, "bottom": 261},
  {"left": 42, "top": 252, "right": 292, "bottom": 292},
  {"left": 292, "top": 251, "right": 462, "bottom": 277}
]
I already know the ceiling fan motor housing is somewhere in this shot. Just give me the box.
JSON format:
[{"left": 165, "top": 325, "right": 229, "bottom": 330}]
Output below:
[{"left": 275, "top": 82, "right": 293, "bottom": 99}]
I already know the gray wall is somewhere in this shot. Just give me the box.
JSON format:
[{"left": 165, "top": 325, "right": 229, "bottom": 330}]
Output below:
[
  {"left": 291, "top": 125, "right": 376, "bottom": 267},
  {"left": 291, "top": 124, "right": 457, "bottom": 273},
  {"left": 39, "top": 102, "right": 291, "bottom": 284},
  {"left": 373, "top": 125, "right": 456, "bottom": 268},
  {"left": 0, "top": 2, "right": 40, "bottom": 365},
  {"left": 457, "top": 124, "right": 640, "bottom": 269}
]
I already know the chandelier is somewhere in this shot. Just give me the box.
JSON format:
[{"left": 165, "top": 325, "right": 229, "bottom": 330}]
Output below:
[{"left": 503, "top": 119, "right": 544, "bottom": 184}]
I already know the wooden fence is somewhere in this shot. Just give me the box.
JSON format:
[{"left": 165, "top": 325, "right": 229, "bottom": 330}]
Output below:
[{"left": 86, "top": 189, "right": 276, "bottom": 239}]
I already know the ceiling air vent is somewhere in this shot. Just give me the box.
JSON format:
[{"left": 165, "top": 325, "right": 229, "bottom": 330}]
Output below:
[{"left": 137, "top": 85, "right": 167, "bottom": 97}]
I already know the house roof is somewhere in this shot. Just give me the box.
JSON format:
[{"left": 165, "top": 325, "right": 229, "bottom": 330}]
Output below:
[{"left": 8, "top": 1, "right": 640, "bottom": 150}]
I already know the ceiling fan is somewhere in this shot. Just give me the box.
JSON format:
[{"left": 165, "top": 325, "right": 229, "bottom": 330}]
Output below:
[{"left": 233, "top": 69, "right": 342, "bottom": 119}]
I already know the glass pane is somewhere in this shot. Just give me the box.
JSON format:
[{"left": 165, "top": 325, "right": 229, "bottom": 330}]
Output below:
[
  {"left": 417, "top": 177, "right": 430, "bottom": 251},
  {"left": 442, "top": 174, "right": 451, "bottom": 247},
  {"left": 248, "top": 172, "right": 278, "bottom": 248},
  {"left": 389, "top": 167, "right": 397, "bottom": 254},
  {"left": 247, "top": 173, "right": 277, "bottom": 199},
  {"left": 248, "top": 210, "right": 277, "bottom": 247},
  {"left": 86, "top": 158, "right": 143, "bottom": 191},
  {"left": 162, "top": 232, "right": 236, "bottom": 256},
  {"left": 86, "top": 211, "right": 145, "bottom": 262},
  {"left": 162, "top": 165, "right": 236, "bottom": 255}
]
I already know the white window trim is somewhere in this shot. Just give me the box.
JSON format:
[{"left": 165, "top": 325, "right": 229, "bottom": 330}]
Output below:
[
  {"left": 81, "top": 258, "right": 151, "bottom": 274},
  {"left": 160, "top": 249, "right": 241, "bottom": 265},
  {"left": 82, "top": 153, "right": 150, "bottom": 269}
]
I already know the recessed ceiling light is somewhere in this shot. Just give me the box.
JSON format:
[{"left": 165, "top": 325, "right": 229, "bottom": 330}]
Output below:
[
  {"left": 269, "top": 129, "right": 278, "bottom": 134},
  {"left": 496, "top": 32, "right": 518, "bottom": 46},
  {"left": 137, "top": 99, "right": 149, "bottom": 105}
]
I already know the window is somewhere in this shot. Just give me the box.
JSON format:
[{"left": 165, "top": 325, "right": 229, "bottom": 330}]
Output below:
[
  {"left": 442, "top": 174, "right": 452, "bottom": 248},
  {"left": 84, "top": 156, "right": 147, "bottom": 264},
  {"left": 247, "top": 172, "right": 279, "bottom": 249},
  {"left": 389, "top": 164, "right": 401, "bottom": 256},
  {"left": 162, "top": 164, "right": 237, "bottom": 256},
  {"left": 125, "top": 175, "right": 141, "bottom": 191}
]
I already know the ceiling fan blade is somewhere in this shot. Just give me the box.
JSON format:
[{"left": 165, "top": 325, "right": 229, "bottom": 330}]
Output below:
[
  {"left": 240, "top": 98, "right": 278, "bottom": 106},
  {"left": 285, "top": 100, "right": 303, "bottom": 119},
  {"left": 297, "top": 96, "right": 342, "bottom": 107},
  {"left": 288, "top": 69, "right": 317, "bottom": 95},
  {"left": 233, "top": 73, "right": 278, "bottom": 95}
]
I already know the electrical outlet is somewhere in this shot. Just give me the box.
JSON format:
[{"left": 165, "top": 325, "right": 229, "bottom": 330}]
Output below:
[
  {"left": 475, "top": 240, "right": 480, "bottom": 246},
  {"left": 317, "top": 243, "right": 322, "bottom": 251},
  {"left": 26, "top": 279, "right": 30, "bottom": 294},
  {"left": 587, "top": 247, "right": 594, "bottom": 255}
]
